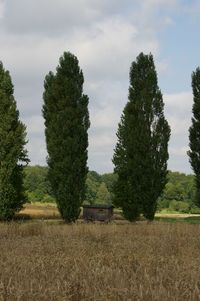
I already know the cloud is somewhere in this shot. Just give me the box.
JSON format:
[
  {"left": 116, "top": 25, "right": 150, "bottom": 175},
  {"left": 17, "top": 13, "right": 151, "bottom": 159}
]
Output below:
[
  {"left": 0, "top": 0, "right": 138, "bottom": 37},
  {"left": 0, "top": 1, "right": 160, "bottom": 174},
  {"left": 0, "top": 0, "right": 4, "bottom": 19},
  {"left": 26, "top": 137, "right": 47, "bottom": 166},
  {"left": 164, "top": 92, "right": 193, "bottom": 173},
  {"left": 134, "top": 0, "right": 178, "bottom": 30},
  {"left": 23, "top": 115, "right": 44, "bottom": 136},
  {"left": 0, "top": 0, "right": 178, "bottom": 44},
  {"left": 182, "top": 0, "right": 200, "bottom": 15},
  {"left": 170, "top": 146, "right": 188, "bottom": 157},
  {"left": 164, "top": 91, "right": 192, "bottom": 133},
  {"left": 0, "top": 0, "right": 194, "bottom": 174},
  {"left": 1, "top": 0, "right": 99, "bottom": 36}
]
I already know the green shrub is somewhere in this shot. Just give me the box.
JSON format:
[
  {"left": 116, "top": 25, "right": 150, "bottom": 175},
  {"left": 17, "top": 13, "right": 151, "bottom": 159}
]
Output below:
[
  {"left": 42, "top": 194, "right": 55, "bottom": 203},
  {"left": 190, "top": 208, "right": 200, "bottom": 214},
  {"left": 27, "top": 191, "right": 43, "bottom": 202},
  {"left": 157, "top": 198, "right": 170, "bottom": 211},
  {"left": 169, "top": 200, "right": 179, "bottom": 211},
  {"left": 169, "top": 200, "right": 190, "bottom": 213},
  {"left": 177, "top": 201, "right": 190, "bottom": 213}
]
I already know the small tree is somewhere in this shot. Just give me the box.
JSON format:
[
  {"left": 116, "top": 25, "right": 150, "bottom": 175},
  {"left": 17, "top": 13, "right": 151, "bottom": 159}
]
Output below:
[
  {"left": 43, "top": 52, "right": 90, "bottom": 222},
  {"left": 96, "top": 182, "right": 111, "bottom": 204},
  {"left": 188, "top": 67, "right": 200, "bottom": 207},
  {"left": 113, "top": 53, "right": 170, "bottom": 221},
  {"left": 0, "top": 62, "right": 29, "bottom": 220}
]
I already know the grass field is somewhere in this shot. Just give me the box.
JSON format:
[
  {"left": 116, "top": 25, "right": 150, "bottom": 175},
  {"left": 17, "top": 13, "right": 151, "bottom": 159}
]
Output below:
[
  {"left": 19, "top": 203, "right": 60, "bottom": 219},
  {"left": 19, "top": 203, "right": 200, "bottom": 224},
  {"left": 0, "top": 222, "right": 200, "bottom": 300}
]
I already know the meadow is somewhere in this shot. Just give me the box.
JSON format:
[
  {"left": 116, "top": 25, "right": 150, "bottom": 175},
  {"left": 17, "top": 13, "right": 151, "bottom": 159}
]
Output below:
[
  {"left": 19, "top": 203, "right": 200, "bottom": 224},
  {"left": 0, "top": 218, "right": 200, "bottom": 300}
]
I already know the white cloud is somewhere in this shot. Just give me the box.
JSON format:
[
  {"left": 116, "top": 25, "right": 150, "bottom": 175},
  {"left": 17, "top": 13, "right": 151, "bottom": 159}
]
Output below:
[
  {"left": 0, "top": 0, "right": 194, "bottom": 173},
  {"left": 1, "top": 0, "right": 99, "bottom": 36},
  {"left": 0, "top": 0, "right": 4, "bottom": 19},
  {"left": 23, "top": 115, "right": 44, "bottom": 135},
  {"left": 26, "top": 137, "right": 47, "bottom": 166},
  {"left": 1, "top": 0, "right": 177, "bottom": 36},
  {"left": 182, "top": 1, "right": 200, "bottom": 15},
  {"left": 134, "top": 0, "right": 178, "bottom": 29},
  {"left": 91, "top": 107, "right": 119, "bottom": 129},
  {"left": 90, "top": 132, "right": 115, "bottom": 149},
  {"left": 164, "top": 91, "right": 193, "bottom": 173},
  {"left": 164, "top": 92, "right": 192, "bottom": 135},
  {"left": 143, "top": 0, "right": 177, "bottom": 5},
  {"left": 169, "top": 146, "right": 188, "bottom": 157},
  {"left": 164, "top": 91, "right": 192, "bottom": 110},
  {"left": 157, "top": 60, "right": 170, "bottom": 75},
  {"left": 163, "top": 16, "right": 174, "bottom": 26}
]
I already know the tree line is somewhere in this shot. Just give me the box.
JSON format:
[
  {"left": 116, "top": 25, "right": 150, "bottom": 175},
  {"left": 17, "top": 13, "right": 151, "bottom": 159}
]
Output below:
[
  {"left": 24, "top": 166, "right": 199, "bottom": 214},
  {"left": 0, "top": 51, "right": 200, "bottom": 221}
]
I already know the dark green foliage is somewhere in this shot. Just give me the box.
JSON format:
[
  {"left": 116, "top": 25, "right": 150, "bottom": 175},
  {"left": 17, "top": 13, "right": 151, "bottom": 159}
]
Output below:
[
  {"left": 101, "top": 173, "right": 118, "bottom": 195},
  {"left": 85, "top": 171, "right": 102, "bottom": 204},
  {"left": 158, "top": 171, "right": 196, "bottom": 211},
  {"left": 24, "top": 166, "right": 49, "bottom": 193},
  {"left": 190, "top": 207, "right": 200, "bottom": 214},
  {"left": 43, "top": 52, "right": 90, "bottom": 222},
  {"left": 169, "top": 200, "right": 190, "bottom": 213},
  {"left": 85, "top": 172, "right": 117, "bottom": 205},
  {"left": 113, "top": 53, "right": 170, "bottom": 221},
  {"left": 24, "top": 165, "right": 54, "bottom": 202},
  {"left": 0, "top": 62, "right": 29, "bottom": 220},
  {"left": 162, "top": 171, "right": 195, "bottom": 201},
  {"left": 188, "top": 68, "right": 200, "bottom": 207},
  {"left": 88, "top": 171, "right": 102, "bottom": 183},
  {"left": 96, "top": 182, "right": 111, "bottom": 204},
  {"left": 23, "top": 166, "right": 196, "bottom": 212}
]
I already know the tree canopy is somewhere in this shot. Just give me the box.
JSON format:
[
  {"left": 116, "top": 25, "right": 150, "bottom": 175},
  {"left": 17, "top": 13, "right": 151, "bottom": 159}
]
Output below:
[
  {"left": 188, "top": 67, "right": 200, "bottom": 207},
  {"left": 113, "top": 53, "right": 170, "bottom": 221},
  {"left": 0, "top": 62, "right": 29, "bottom": 220},
  {"left": 24, "top": 166, "right": 197, "bottom": 213},
  {"left": 43, "top": 52, "right": 90, "bottom": 222}
]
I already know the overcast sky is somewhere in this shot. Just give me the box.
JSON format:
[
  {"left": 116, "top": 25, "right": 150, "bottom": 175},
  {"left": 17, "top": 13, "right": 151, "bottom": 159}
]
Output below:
[{"left": 0, "top": 0, "right": 199, "bottom": 174}]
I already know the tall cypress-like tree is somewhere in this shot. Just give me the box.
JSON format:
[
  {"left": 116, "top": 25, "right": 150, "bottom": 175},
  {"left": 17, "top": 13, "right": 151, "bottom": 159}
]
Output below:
[
  {"left": 0, "top": 62, "right": 29, "bottom": 220},
  {"left": 188, "top": 67, "right": 200, "bottom": 207},
  {"left": 43, "top": 52, "right": 90, "bottom": 222},
  {"left": 113, "top": 53, "right": 170, "bottom": 221}
]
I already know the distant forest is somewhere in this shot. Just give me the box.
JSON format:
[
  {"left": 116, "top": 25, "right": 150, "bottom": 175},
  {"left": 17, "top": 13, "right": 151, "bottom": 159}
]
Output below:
[{"left": 24, "top": 166, "right": 200, "bottom": 214}]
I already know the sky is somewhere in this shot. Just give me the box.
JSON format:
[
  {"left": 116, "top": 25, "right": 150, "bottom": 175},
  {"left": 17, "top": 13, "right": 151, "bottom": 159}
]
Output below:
[{"left": 0, "top": 0, "right": 199, "bottom": 174}]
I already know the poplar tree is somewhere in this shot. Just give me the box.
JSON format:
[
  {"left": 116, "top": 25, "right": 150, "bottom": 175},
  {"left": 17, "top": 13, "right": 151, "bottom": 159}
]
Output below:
[
  {"left": 0, "top": 62, "right": 29, "bottom": 220},
  {"left": 113, "top": 53, "right": 170, "bottom": 221},
  {"left": 188, "top": 67, "right": 200, "bottom": 207},
  {"left": 43, "top": 52, "right": 90, "bottom": 222}
]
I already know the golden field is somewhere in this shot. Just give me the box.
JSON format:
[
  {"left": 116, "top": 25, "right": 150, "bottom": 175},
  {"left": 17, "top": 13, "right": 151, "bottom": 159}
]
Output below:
[
  {"left": 19, "top": 203, "right": 200, "bottom": 220},
  {"left": 0, "top": 221, "right": 200, "bottom": 300},
  {"left": 19, "top": 203, "right": 60, "bottom": 219}
]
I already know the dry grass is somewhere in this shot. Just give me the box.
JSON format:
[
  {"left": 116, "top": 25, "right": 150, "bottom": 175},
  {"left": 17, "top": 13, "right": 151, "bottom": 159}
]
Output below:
[
  {"left": 19, "top": 203, "right": 200, "bottom": 221},
  {"left": 0, "top": 222, "right": 200, "bottom": 300},
  {"left": 156, "top": 212, "right": 200, "bottom": 218},
  {"left": 19, "top": 204, "right": 60, "bottom": 219}
]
